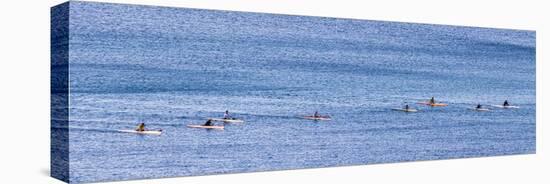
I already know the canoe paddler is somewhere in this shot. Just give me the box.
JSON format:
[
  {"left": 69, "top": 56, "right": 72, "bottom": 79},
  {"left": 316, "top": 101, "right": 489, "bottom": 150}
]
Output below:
[
  {"left": 135, "top": 123, "right": 145, "bottom": 132},
  {"left": 503, "top": 100, "right": 509, "bottom": 107},
  {"left": 223, "top": 110, "right": 231, "bottom": 119},
  {"left": 476, "top": 104, "right": 482, "bottom": 109},
  {"left": 203, "top": 119, "right": 213, "bottom": 126},
  {"left": 404, "top": 104, "right": 410, "bottom": 110},
  {"left": 314, "top": 111, "right": 319, "bottom": 118},
  {"left": 429, "top": 97, "right": 436, "bottom": 104}
]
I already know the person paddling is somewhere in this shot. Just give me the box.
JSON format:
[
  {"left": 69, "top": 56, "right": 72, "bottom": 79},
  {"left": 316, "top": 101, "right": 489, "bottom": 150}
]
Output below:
[
  {"left": 429, "top": 97, "right": 436, "bottom": 104},
  {"left": 503, "top": 100, "right": 509, "bottom": 107},
  {"left": 314, "top": 111, "right": 320, "bottom": 118},
  {"left": 135, "top": 123, "right": 146, "bottom": 132},
  {"left": 476, "top": 104, "right": 482, "bottom": 109},
  {"left": 223, "top": 110, "right": 231, "bottom": 119},
  {"left": 203, "top": 119, "right": 213, "bottom": 126},
  {"left": 405, "top": 104, "right": 410, "bottom": 110}
]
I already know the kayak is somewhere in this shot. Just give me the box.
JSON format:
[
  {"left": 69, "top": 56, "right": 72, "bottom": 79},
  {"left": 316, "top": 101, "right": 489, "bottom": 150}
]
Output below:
[
  {"left": 491, "top": 105, "right": 520, "bottom": 109},
  {"left": 118, "top": 129, "right": 163, "bottom": 135},
  {"left": 392, "top": 108, "right": 418, "bottom": 112},
  {"left": 417, "top": 102, "right": 448, "bottom": 107},
  {"left": 469, "top": 108, "right": 490, "bottom": 111},
  {"left": 302, "top": 116, "right": 331, "bottom": 121},
  {"left": 209, "top": 118, "right": 244, "bottom": 123},
  {"left": 187, "top": 125, "right": 225, "bottom": 130}
]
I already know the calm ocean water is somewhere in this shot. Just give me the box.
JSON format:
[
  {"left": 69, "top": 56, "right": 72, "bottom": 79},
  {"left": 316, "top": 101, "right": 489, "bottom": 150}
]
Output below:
[{"left": 63, "top": 2, "right": 535, "bottom": 183}]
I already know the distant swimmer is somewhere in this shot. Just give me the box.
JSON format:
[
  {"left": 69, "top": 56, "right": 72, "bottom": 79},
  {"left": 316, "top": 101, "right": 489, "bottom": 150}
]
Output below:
[
  {"left": 223, "top": 110, "right": 231, "bottom": 119},
  {"left": 429, "top": 97, "right": 436, "bottom": 104},
  {"left": 503, "top": 100, "right": 509, "bottom": 107},
  {"left": 476, "top": 104, "right": 482, "bottom": 109},
  {"left": 135, "top": 123, "right": 145, "bottom": 132},
  {"left": 203, "top": 119, "right": 213, "bottom": 126}
]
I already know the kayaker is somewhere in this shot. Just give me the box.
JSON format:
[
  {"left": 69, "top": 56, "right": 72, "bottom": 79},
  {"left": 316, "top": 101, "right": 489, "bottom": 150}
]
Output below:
[
  {"left": 503, "top": 100, "right": 509, "bottom": 107},
  {"left": 314, "top": 111, "right": 319, "bottom": 118},
  {"left": 429, "top": 97, "right": 435, "bottom": 104},
  {"left": 476, "top": 104, "right": 482, "bottom": 109},
  {"left": 223, "top": 110, "right": 231, "bottom": 119},
  {"left": 405, "top": 104, "right": 410, "bottom": 110},
  {"left": 204, "top": 119, "right": 214, "bottom": 126},
  {"left": 135, "top": 123, "right": 145, "bottom": 132}
]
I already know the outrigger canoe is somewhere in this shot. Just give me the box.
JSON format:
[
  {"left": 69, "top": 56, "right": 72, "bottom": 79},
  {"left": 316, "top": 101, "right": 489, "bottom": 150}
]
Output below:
[
  {"left": 302, "top": 116, "right": 332, "bottom": 121},
  {"left": 417, "top": 102, "right": 448, "bottom": 107},
  {"left": 392, "top": 108, "right": 418, "bottom": 112},
  {"left": 491, "top": 105, "right": 520, "bottom": 109},
  {"left": 187, "top": 125, "right": 225, "bottom": 130},
  {"left": 469, "top": 108, "right": 490, "bottom": 111},
  {"left": 118, "top": 129, "right": 163, "bottom": 135},
  {"left": 209, "top": 118, "right": 244, "bottom": 123}
]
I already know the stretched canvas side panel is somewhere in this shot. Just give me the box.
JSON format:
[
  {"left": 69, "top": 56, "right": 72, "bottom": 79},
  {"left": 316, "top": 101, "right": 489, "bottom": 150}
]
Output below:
[{"left": 51, "top": 2, "right": 70, "bottom": 183}]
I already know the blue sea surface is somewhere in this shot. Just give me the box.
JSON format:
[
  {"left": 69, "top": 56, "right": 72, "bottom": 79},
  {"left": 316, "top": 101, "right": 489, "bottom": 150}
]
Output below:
[{"left": 64, "top": 2, "right": 535, "bottom": 183}]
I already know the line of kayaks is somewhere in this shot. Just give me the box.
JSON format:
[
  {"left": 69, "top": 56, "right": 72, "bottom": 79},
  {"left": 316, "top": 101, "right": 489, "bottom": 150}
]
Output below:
[
  {"left": 186, "top": 114, "right": 331, "bottom": 130},
  {"left": 392, "top": 98, "right": 520, "bottom": 113},
  {"left": 119, "top": 111, "right": 332, "bottom": 135},
  {"left": 117, "top": 99, "right": 520, "bottom": 135}
]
